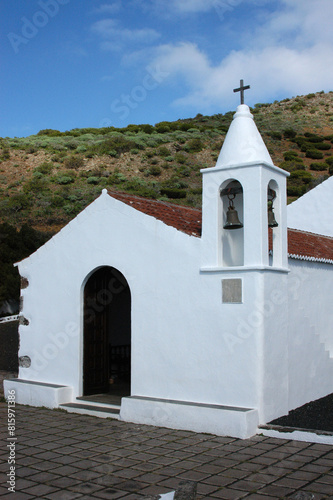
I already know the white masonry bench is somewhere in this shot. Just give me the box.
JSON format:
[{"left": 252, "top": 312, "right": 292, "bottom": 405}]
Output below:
[{"left": 3, "top": 379, "right": 73, "bottom": 408}]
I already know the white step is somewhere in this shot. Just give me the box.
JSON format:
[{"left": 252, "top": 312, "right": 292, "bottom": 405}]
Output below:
[{"left": 59, "top": 401, "right": 120, "bottom": 419}]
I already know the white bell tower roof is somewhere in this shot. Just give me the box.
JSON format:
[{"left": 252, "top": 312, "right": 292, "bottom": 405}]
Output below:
[{"left": 216, "top": 104, "right": 274, "bottom": 168}]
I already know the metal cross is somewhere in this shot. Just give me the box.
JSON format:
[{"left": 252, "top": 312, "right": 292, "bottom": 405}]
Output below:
[{"left": 233, "top": 79, "right": 250, "bottom": 104}]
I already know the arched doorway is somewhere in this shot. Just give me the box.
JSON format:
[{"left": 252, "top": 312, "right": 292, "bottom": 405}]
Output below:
[{"left": 83, "top": 266, "right": 131, "bottom": 398}]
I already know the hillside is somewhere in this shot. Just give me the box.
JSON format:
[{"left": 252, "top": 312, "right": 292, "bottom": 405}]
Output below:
[{"left": 1, "top": 90, "right": 333, "bottom": 234}]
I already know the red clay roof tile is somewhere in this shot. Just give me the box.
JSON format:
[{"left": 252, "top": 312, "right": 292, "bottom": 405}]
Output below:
[
  {"left": 107, "top": 190, "right": 333, "bottom": 262},
  {"left": 107, "top": 189, "right": 202, "bottom": 237}
]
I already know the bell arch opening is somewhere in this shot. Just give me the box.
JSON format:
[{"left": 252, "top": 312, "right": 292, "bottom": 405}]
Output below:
[
  {"left": 83, "top": 266, "right": 131, "bottom": 399},
  {"left": 267, "top": 180, "right": 280, "bottom": 267},
  {"left": 220, "top": 179, "right": 244, "bottom": 267}
]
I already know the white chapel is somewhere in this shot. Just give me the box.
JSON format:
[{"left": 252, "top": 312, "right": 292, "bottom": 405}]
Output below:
[{"left": 4, "top": 102, "right": 333, "bottom": 439}]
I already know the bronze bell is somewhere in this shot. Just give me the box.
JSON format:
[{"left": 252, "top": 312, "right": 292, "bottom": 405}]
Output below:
[
  {"left": 268, "top": 206, "right": 278, "bottom": 228},
  {"left": 224, "top": 205, "right": 243, "bottom": 230}
]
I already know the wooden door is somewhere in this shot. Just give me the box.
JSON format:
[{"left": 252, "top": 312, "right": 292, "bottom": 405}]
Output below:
[{"left": 83, "top": 268, "right": 110, "bottom": 395}]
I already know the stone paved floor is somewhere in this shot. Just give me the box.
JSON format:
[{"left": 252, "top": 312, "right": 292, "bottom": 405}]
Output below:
[{"left": 0, "top": 403, "right": 333, "bottom": 499}]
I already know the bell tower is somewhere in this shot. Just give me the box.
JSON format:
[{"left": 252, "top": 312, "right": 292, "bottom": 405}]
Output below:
[
  {"left": 201, "top": 84, "right": 289, "bottom": 271},
  {"left": 200, "top": 83, "right": 290, "bottom": 425}
]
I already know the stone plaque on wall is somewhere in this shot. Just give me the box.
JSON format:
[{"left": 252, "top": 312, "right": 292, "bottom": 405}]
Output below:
[{"left": 222, "top": 279, "right": 242, "bottom": 303}]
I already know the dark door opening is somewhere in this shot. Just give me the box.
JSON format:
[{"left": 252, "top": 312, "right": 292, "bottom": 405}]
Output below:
[{"left": 83, "top": 266, "right": 131, "bottom": 397}]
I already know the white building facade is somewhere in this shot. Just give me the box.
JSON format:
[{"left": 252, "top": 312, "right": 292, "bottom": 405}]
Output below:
[{"left": 4, "top": 105, "right": 333, "bottom": 439}]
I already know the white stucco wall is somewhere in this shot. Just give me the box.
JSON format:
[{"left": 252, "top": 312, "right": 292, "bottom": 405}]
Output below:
[
  {"left": 287, "top": 176, "right": 333, "bottom": 237},
  {"left": 14, "top": 188, "right": 333, "bottom": 433},
  {"left": 287, "top": 259, "right": 333, "bottom": 411},
  {"left": 17, "top": 191, "right": 265, "bottom": 412}
]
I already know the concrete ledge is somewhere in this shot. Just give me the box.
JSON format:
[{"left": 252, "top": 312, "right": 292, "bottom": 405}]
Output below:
[
  {"left": 259, "top": 424, "right": 333, "bottom": 445},
  {"left": 120, "top": 396, "right": 258, "bottom": 439},
  {"left": 3, "top": 378, "right": 73, "bottom": 409}
]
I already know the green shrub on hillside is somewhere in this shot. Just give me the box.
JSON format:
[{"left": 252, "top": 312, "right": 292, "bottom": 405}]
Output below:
[
  {"left": 160, "top": 188, "right": 187, "bottom": 199},
  {"left": 305, "top": 133, "right": 323, "bottom": 142},
  {"left": 86, "top": 176, "right": 100, "bottom": 185},
  {"left": 309, "top": 162, "right": 329, "bottom": 171},
  {"left": 283, "top": 151, "right": 302, "bottom": 162},
  {"left": 267, "top": 131, "right": 282, "bottom": 140},
  {"left": 184, "top": 138, "right": 204, "bottom": 152},
  {"left": 306, "top": 149, "right": 324, "bottom": 159},
  {"left": 314, "top": 142, "right": 331, "bottom": 150},
  {"left": 35, "top": 162, "right": 53, "bottom": 175},
  {"left": 158, "top": 146, "right": 170, "bottom": 157},
  {"left": 284, "top": 128, "right": 297, "bottom": 139},
  {"left": 147, "top": 165, "right": 162, "bottom": 176},
  {"left": 287, "top": 170, "right": 312, "bottom": 196},
  {"left": 64, "top": 155, "right": 84, "bottom": 170},
  {"left": 325, "top": 156, "right": 333, "bottom": 167},
  {"left": 92, "top": 136, "right": 138, "bottom": 157},
  {"left": 7, "top": 194, "right": 32, "bottom": 213},
  {"left": 174, "top": 152, "right": 187, "bottom": 164},
  {"left": 37, "top": 129, "right": 62, "bottom": 137},
  {"left": 279, "top": 160, "right": 305, "bottom": 172},
  {"left": 55, "top": 175, "right": 75, "bottom": 185},
  {"left": 23, "top": 176, "right": 49, "bottom": 193}
]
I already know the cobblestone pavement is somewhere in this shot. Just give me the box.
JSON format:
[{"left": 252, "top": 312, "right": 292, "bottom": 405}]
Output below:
[{"left": 0, "top": 403, "right": 333, "bottom": 499}]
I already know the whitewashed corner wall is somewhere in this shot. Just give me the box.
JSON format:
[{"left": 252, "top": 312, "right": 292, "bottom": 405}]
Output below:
[{"left": 287, "top": 259, "right": 333, "bottom": 411}]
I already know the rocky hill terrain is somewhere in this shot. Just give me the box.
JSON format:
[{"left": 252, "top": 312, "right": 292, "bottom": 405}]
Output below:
[{"left": 0, "top": 90, "right": 332, "bottom": 235}]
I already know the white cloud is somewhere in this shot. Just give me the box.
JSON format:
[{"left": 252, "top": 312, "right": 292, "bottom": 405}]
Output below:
[
  {"left": 91, "top": 19, "right": 160, "bottom": 51},
  {"left": 143, "top": 0, "right": 333, "bottom": 111},
  {"left": 150, "top": 41, "right": 333, "bottom": 111},
  {"left": 92, "top": 2, "right": 121, "bottom": 15},
  {"left": 252, "top": 0, "right": 333, "bottom": 49},
  {"left": 135, "top": 0, "right": 270, "bottom": 18}
]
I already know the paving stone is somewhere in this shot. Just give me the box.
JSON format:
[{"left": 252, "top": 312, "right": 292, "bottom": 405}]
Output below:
[
  {"left": 94, "top": 475, "right": 124, "bottom": 487},
  {"left": 45, "top": 491, "right": 83, "bottom": 499},
  {"left": 28, "top": 460, "right": 62, "bottom": 471},
  {"left": 16, "top": 456, "right": 44, "bottom": 466},
  {"left": 69, "top": 469, "right": 103, "bottom": 481},
  {"left": 228, "top": 479, "right": 266, "bottom": 492},
  {"left": 46, "top": 476, "right": 82, "bottom": 489},
  {"left": 15, "top": 478, "right": 39, "bottom": 490},
  {"left": 176, "top": 470, "right": 211, "bottom": 482},
  {"left": 88, "top": 488, "right": 129, "bottom": 499},
  {"left": 0, "top": 493, "right": 35, "bottom": 499},
  {"left": 210, "top": 488, "right": 248, "bottom": 498},
  {"left": 68, "top": 481, "right": 105, "bottom": 494},
  {"left": 272, "top": 476, "right": 309, "bottom": 489},
  {"left": 3, "top": 402, "right": 333, "bottom": 500},
  {"left": 194, "top": 463, "right": 225, "bottom": 475},
  {"left": 202, "top": 474, "right": 236, "bottom": 487},
  {"left": 135, "top": 472, "right": 167, "bottom": 484},
  {"left": 114, "top": 468, "right": 144, "bottom": 479},
  {"left": 132, "top": 462, "right": 162, "bottom": 473},
  {"left": 139, "top": 485, "right": 174, "bottom": 496},
  {"left": 287, "top": 470, "right": 321, "bottom": 481},
  {"left": 51, "top": 455, "right": 80, "bottom": 465},
  {"left": 317, "top": 473, "right": 333, "bottom": 485},
  {"left": 21, "top": 484, "right": 60, "bottom": 496},
  {"left": 303, "top": 482, "right": 333, "bottom": 495},
  {"left": 244, "top": 495, "right": 278, "bottom": 499},
  {"left": 16, "top": 466, "right": 46, "bottom": 478},
  {"left": 196, "top": 482, "right": 220, "bottom": 496},
  {"left": 154, "top": 466, "right": 187, "bottom": 477},
  {"left": 27, "top": 471, "right": 62, "bottom": 483},
  {"left": 116, "top": 479, "right": 148, "bottom": 492},
  {"left": 258, "top": 484, "right": 295, "bottom": 497}
]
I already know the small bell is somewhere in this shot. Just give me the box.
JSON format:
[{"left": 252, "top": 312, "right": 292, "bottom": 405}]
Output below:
[
  {"left": 268, "top": 205, "right": 278, "bottom": 228},
  {"left": 224, "top": 204, "right": 243, "bottom": 230}
]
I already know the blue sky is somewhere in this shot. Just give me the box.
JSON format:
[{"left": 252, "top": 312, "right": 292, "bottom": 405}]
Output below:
[{"left": 1, "top": 0, "right": 333, "bottom": 138}]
